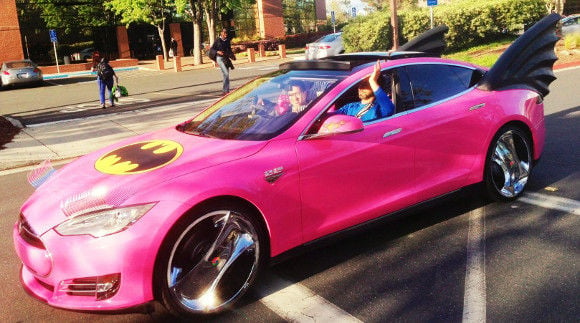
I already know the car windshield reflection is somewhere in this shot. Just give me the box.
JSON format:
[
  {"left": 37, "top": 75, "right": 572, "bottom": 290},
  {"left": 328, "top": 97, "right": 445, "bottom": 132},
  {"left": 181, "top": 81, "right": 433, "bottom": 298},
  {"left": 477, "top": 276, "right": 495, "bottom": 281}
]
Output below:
[{"left": 181, "top": 70, "right": 347, "bottom": 140}]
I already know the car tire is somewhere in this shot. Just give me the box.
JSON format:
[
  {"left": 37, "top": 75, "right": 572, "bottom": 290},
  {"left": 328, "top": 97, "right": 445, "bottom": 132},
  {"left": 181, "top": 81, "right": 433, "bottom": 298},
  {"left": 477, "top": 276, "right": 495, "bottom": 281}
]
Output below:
[
  {"left": 483, "top": 125, "right": 533, "bottom": 202},
  {"left": 155, "top": 202, "right": 267, "bottom": 317}
]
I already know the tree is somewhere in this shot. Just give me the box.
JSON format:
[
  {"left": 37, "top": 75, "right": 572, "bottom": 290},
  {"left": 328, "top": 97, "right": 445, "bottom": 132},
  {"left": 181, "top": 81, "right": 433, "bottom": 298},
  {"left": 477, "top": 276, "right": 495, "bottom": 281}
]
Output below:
[
  {"left": 106, "top": 0, "right": 174, "bottom": 61},
  {"left": 545, "top": 0, "right": 566, "bottom": 14},
  {"left": 176, "top": 0, "right": 205, "bottom": 65},
  {"left": 26, "top": 0, "right": 114, "bottom": 31}
]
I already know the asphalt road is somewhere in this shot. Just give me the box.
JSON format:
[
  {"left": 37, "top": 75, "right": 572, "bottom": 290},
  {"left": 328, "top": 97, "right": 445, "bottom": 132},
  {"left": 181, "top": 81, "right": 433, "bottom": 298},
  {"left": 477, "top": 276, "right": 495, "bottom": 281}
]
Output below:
[{"left": 0, "top": 68, "right": 578, "bottom": 322}]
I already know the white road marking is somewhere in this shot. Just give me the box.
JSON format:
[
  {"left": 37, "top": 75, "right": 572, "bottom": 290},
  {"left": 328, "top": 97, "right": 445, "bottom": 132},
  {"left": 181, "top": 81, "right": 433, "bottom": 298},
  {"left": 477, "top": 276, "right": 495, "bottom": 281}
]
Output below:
[
  {"left": 462, "top": 207, "right": 487, "bottom": 323},
  {"left": 259, "top": 273, "right": 362, "bottom": 322},
  {"left": 519, "top": 192, "right": 580, "bottom": 214}
]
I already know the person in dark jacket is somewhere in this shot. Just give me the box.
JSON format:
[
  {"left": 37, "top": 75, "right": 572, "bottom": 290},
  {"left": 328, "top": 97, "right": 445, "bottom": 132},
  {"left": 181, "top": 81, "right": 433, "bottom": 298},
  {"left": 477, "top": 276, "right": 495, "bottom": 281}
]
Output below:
[
  {"left": 96, "top": 58, "right": 119, "bottom": 109},
  {"left": 211, "top": 28, "right": 235, "bottom": 94}
]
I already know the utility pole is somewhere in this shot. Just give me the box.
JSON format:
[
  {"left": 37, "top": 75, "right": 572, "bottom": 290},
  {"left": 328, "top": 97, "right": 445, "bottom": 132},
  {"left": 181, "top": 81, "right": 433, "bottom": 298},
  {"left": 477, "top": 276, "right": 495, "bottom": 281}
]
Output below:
[{"left": 391, "top": 0, "right": 399, "bottom": 50}]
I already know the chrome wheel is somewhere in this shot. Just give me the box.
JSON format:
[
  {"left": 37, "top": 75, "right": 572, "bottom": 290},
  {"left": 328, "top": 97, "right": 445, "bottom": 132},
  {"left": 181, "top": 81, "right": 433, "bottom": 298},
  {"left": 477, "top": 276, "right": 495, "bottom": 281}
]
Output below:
[
  {"left": 163, "top": 209, "right": 262, "bottom": 314},
  {"left": 486, "top": 127, "right": 532, "bottom": 200}
]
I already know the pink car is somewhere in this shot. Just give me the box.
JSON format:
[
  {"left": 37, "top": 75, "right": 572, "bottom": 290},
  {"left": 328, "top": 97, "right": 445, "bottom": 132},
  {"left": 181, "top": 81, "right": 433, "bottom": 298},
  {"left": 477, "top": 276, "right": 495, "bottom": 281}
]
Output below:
[{"left": 14, "top": 14, "right": 560, "bottom": 318}]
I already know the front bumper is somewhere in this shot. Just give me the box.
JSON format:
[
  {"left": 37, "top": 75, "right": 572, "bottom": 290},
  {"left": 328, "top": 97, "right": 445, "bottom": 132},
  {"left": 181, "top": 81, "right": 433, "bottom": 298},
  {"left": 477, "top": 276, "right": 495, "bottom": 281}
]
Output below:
[{"left": 12, "top": 214, "right": 162, "bottom": 311}]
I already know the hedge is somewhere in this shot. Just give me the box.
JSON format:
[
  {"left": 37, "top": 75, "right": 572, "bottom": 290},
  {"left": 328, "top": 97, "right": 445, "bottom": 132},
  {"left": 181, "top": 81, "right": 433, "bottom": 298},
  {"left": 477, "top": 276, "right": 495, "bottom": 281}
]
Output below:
[{"left": 343, "top": 0, "right": 547, "bottom": 53}]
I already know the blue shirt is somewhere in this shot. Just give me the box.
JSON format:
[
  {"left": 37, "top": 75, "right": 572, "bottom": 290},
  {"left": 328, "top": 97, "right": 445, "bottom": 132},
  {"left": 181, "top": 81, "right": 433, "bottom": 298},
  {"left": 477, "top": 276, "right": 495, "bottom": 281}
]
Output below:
[{"left": 337, "top": 88, "right": 395, "bottom": 122}]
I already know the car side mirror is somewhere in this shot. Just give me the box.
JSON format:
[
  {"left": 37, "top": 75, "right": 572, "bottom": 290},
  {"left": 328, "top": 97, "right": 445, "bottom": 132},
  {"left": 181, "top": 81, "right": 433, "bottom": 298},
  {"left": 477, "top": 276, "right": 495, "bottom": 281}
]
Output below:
[{"left": 311, "top": 114, "right": 364, "bottom": 138}]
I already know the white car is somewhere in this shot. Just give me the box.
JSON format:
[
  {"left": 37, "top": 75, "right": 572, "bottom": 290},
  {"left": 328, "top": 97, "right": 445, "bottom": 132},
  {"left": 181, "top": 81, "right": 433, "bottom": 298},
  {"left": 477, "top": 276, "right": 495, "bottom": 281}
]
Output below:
[
  {"left": 305, "top": 32, "right": 344, "bottom": 60},
  {"left": 561, "top": 14, "right": 579, "bottom": 36}
]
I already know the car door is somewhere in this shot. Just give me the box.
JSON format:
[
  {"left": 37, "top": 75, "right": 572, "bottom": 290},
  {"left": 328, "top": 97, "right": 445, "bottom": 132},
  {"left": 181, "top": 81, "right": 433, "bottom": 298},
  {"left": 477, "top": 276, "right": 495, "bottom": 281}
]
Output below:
[
  {"left": 395, "top": 63, "right": 493, "bottom": 201},
  {"left": 295, "top": 77, "right": 418, "bottom": 242}
]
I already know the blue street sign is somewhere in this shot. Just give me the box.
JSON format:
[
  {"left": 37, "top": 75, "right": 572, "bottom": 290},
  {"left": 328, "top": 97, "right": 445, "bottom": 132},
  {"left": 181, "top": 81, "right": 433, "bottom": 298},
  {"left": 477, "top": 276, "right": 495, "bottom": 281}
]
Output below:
[
  {"left": 427, "top": 0, "right": 438, "bottom": 6},
  {"left": 352, "top": 7, "right": 357, "bottom": 18},
  {"left": 331, "top": 11, "right": 335, "bottom": 24},
  {"left": 49, "top": 29, "right": 58, "bottom": 43}
]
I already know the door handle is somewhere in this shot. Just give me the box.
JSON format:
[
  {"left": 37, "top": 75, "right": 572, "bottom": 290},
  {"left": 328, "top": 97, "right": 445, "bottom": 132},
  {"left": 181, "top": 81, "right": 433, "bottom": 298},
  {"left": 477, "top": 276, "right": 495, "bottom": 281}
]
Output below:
[
  {"left": 383, "top": 128, "right": 402, "bottom": 138},
  {"left": 469, "top": 103, "right": 485, "bottom": 111}
]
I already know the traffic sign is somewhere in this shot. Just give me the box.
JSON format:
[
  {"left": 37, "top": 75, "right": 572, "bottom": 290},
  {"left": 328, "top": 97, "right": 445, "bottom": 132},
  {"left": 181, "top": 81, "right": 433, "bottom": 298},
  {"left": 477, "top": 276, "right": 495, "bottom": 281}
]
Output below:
[
  {"left": 331, "top": 11, "right": 335, "bottom": 24},
  {"left": 49, "top": 29, "right": 58, "bottom": 43},
  {"left": 352, "top": 7, "right": 357, "bottom": 18},
  {"left": 427, "top": 0, "right": 438, "bottom": 6}
]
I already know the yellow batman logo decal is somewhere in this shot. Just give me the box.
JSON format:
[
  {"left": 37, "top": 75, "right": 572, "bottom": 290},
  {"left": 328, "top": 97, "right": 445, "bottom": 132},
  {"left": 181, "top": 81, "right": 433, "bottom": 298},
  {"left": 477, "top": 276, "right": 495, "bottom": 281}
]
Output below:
[{"left": 95, "top": 140, "right": 183, "bottom": 175}]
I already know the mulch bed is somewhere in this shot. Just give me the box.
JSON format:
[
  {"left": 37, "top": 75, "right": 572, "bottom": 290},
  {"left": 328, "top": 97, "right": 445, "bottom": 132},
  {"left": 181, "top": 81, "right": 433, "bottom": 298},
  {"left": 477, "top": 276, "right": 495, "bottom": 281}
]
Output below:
[{"left": 0, "top": 117, "right": 21, "bottom": 149}]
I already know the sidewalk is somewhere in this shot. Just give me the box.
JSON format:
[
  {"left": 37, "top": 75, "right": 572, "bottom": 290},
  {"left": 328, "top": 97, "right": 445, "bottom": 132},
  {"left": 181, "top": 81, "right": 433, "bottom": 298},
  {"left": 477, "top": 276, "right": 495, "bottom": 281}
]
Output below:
[{"left": 42, "top": 53, "right": 304, "bottom": 80}]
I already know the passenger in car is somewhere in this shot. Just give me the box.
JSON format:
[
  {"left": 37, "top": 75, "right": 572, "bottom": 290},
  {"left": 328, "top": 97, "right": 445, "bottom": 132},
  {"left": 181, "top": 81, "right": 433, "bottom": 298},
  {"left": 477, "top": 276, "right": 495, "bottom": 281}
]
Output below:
[
  {"left": 337, "top": 61, "right": 394, "bottom": 122},
  {"left": 287, "top": 80, "right": 310, "bottom": 113}
]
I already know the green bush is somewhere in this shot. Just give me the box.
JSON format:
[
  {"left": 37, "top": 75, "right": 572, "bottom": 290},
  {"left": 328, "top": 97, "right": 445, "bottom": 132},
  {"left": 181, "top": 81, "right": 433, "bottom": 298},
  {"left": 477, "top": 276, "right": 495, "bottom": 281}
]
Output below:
[
  {"left": 563, "top": 33, "right": 580, "bottom": 49},
  {"left": 343, "top": 0, "right": 546, "bottom": 52}
]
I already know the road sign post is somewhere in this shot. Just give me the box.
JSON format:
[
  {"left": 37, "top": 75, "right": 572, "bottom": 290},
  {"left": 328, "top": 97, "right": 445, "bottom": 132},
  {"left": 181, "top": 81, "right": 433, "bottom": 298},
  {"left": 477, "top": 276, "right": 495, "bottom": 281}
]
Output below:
[
  {"left": 331, "top": 11, "right": 336, "bottom": 33},
  {"left": 49, "top": 29, "right": 60, "bottom": 73},
  {"left": 352, "top": 7, "right": 357, "bottom": 18},
  {"left": 427, "top": 0, "right": 437, "bottom": 29}
]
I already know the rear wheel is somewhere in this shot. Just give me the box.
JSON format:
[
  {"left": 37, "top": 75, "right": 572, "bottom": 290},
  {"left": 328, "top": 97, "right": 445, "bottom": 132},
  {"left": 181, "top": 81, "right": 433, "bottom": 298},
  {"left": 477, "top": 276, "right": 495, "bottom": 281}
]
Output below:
[
  {"left": 156, "top": 204, "right": 266, "bottom": 317},
  {"left": 484, "top": 126, "right": 533, "bottom": 201}
]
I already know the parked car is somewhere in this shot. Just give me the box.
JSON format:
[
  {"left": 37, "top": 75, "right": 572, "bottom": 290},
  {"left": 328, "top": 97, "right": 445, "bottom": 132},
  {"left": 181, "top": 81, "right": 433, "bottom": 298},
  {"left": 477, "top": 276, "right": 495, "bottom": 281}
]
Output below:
[
  {"left": 0, "top": 59, "right": 43, "bottom": 89},
  {"left": 561, "top": 14, "right": 580, "bottom": 36},
  {"left": 13, "top": 14, "right": 560, "bottom": 318},
  {"left": 305, "top": 32, "right": 344, "bottom": 60},
  {"left": 79, "top": 47, "right": 95, "bottom": 60}
]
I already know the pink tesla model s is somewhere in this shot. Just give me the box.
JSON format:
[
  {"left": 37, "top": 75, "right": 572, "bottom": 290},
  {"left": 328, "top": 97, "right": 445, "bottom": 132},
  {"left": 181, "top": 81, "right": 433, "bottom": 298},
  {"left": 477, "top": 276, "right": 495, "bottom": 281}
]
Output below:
[{"left": 14, "top": 14, "right": 560, "bottom": 318}]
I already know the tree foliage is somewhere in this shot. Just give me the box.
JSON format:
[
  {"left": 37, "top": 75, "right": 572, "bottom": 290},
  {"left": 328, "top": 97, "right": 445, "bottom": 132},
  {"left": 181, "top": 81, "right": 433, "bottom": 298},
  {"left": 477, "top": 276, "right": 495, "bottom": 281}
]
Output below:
[
  {"left": 343, "top": 0, "right": 547, "bottom": 52},
  {"left": 24, "top": 0, "right": 114, "bottom": 31},
  {"left": 106, "top": 0, "right": 175, "bottom": 61}
]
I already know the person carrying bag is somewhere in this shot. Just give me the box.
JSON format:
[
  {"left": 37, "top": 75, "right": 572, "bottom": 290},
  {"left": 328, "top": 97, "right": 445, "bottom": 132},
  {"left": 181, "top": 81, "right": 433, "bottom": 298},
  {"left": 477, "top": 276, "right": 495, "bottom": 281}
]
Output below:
[{"left": 96, "top": 58, "right": 119, "bottom": 109}]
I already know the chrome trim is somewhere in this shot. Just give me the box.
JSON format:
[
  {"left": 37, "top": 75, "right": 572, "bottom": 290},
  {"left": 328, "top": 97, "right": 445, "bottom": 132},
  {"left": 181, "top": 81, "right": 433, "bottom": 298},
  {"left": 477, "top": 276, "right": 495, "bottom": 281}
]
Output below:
[
  {"left": 469, "top": 103, "right": 486, "bottom": 111},
  {"left": 264, "top": 166, "right": 284, "bottom": 183},
  {"left": 383, "top": 128, "right": 402, "bottom": 138}
]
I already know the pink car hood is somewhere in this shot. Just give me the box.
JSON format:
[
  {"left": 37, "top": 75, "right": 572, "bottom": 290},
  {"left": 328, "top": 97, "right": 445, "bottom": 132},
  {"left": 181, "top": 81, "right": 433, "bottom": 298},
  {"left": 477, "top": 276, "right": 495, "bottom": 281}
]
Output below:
[{"left": 22, "top": 126, "right": 267, "bottom": 235}]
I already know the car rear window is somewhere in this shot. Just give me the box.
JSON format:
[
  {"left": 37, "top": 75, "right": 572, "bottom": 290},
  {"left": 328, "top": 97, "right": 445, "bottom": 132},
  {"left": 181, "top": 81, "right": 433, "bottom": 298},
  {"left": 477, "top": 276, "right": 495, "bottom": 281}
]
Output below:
[
  {"left": 6, "top": 61, "right": 34, "bottom": 68},
  {"left": 317, "top": 34, "right": 341, "bottom": 43}
]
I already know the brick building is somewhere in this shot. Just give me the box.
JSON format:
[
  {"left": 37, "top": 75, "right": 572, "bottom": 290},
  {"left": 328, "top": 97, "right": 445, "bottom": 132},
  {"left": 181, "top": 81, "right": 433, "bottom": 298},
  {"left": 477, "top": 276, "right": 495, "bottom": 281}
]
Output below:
[
  {"left": 0, "top": 0, "right": 24, "bottom": 63},
  {"left": 0, "top": 0, "right": 326, "bottom": 66}
]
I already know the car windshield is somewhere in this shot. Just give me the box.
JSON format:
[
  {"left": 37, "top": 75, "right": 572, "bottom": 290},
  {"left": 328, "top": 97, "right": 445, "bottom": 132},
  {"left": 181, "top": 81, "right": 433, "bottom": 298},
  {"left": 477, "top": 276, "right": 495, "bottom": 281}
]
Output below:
[
  {"left": 317, "top": 33, "right": 341, "bottom": 43},
  {"left": 180, "top": 70, "right": 347, "bottom": 140},
  {"left": 6, "top": 61, "right": 34, "bottom": 69}
]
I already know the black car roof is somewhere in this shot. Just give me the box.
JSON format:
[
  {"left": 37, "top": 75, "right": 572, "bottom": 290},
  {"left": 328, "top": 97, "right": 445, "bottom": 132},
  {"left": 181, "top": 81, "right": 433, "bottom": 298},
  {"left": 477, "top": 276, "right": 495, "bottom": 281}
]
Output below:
[
  {"left": 279, "top": 51, "right": 440, "bottom": 72},
  {"left": 280, "top": 25, "right": 449, "bottom": 72}
]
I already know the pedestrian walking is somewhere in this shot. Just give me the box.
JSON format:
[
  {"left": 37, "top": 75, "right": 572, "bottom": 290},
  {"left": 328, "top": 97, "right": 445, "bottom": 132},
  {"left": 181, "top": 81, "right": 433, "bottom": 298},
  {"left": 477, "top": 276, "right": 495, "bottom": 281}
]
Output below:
[
  {"left": 170, "top": 37, "right": 178, "bottom": 59},
  {"left": 96, "top": 58, "right": 119, "bottom": 109},
  {"left": 210, "top": 28, "right": 236, "bottom": 95}
]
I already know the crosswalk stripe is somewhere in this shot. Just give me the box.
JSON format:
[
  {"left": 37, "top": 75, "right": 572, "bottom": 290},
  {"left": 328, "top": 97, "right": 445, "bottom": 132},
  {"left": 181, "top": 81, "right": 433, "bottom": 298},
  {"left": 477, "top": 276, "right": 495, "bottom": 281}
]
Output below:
[
  {"left": 520, "top": 192, "right": 580, "bottom": 214},
  {"left": 259, "top": 273, "right": 362, "bottom": 322}
]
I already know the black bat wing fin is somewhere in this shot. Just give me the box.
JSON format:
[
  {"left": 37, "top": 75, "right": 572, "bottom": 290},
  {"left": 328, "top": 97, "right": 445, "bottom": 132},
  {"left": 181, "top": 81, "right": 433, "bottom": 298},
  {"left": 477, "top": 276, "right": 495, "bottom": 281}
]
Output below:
[
  {"left": 477, "top": 13, "right": 561, "bottom": 98},
  {"left": 398, "top": 25, "right": 449, "bottom": 57}
]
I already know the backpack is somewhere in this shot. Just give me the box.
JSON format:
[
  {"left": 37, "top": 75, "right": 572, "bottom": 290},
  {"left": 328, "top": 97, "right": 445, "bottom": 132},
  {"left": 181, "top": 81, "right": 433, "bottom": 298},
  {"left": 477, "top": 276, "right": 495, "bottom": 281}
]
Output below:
[{"left": 97, "top": 62, "right": 114, "bottom": 80}]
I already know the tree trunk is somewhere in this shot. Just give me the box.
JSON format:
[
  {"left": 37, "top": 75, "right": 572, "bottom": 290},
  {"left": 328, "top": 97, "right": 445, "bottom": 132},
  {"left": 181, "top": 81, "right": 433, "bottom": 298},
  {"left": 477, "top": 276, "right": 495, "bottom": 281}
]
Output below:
[
  {"left": 390, "top": 0, "right": 399, "bottom": 50},
  {"left": 194, "top": 21, "right": 203, "bottom": 65},
  {"left": 157, "top": 24, "right": 168, "bottom": 62}
]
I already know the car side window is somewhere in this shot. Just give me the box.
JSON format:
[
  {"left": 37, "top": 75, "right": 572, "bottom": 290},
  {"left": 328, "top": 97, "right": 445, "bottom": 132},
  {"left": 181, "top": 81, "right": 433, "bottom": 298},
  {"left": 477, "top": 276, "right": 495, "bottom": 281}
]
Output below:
[{"left": 394, "top": 64, "right": 478, "bottom": 112}]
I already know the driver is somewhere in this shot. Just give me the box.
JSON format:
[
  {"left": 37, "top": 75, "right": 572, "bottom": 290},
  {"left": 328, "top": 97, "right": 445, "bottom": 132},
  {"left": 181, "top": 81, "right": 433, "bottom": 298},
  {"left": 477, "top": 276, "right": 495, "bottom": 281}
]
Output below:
[
  {"left": 287, "top": 80, "right": 310, "bottom": 113},
  {"left": 336, "top": 61, "right": 394, "bottom": 122}
]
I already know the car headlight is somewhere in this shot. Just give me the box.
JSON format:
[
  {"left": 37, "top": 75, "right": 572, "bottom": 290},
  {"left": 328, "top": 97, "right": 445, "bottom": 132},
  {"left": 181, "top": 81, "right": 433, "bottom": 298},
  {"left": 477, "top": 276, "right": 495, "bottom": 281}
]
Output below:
[{"left": 54, "top": 203, "right": 156, "bottom": 238}]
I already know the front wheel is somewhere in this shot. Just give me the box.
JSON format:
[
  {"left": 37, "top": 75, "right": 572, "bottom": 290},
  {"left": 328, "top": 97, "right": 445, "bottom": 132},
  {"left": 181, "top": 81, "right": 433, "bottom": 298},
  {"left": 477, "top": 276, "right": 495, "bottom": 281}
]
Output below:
[
  {"left": 484, "top": 126, "right": 533, "bottom": 201},
  {"left": 156, "top": 204, "right": 267, "bottom": 317}
]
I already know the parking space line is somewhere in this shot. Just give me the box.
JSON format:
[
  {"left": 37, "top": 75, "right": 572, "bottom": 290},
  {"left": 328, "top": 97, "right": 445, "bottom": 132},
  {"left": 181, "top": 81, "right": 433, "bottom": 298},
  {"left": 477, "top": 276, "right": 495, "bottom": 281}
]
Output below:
[
  {"left": 520, "top": 192, "right": 580, "bottom": 214},
  {"left": 463, "top": 207, "right": 486, "bottom": 323},
  {"left": 259, "top": 273, "right": 362, "bottom": 322}
]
